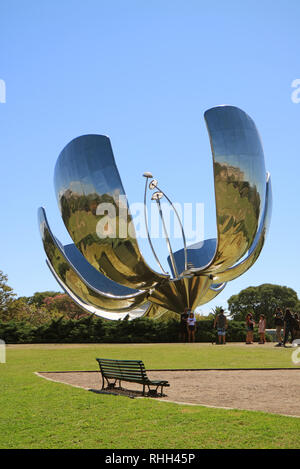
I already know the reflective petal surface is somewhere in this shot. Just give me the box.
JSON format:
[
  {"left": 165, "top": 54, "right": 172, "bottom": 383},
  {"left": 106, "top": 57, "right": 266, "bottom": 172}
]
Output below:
[
  {"left": 54, "top": 135, "right": 168, "bottom": 289},
  {"left": 201, "top": 105, "right": 267, "bottom": 274},
  {"left": 148, "top": 275, "right": 212, "bottom": 313},
  {"left": 197, "top": 282, "right": 227, "bottom": 306},
  {"left": 213, "top": 173, "right": 272, "bottom": 283},
  {"left": 38, "top": 105, "right": 271, "bottom": 320},
  {"left": 168, "top": 239, "right": 217, "bottom": 276},
  {"left": 46, "top": 260, "right": 150, "bottom": 320},
  {"left": 38, "top": 207, "right": 149, "bottom": 314},
  {"left": 61, "top": 242, "right": 140, "bottom": 296}
]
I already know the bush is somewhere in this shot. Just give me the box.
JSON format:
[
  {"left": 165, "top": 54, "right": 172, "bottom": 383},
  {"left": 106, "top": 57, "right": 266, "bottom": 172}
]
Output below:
[{"left": 0, "top": 317, "right": 270, "bottom": 344}]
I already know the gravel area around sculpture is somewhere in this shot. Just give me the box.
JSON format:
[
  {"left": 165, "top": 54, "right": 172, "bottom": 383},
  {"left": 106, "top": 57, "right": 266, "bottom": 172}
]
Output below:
[{"left": 37, "top": 369, "right": 300, "bottom": 417}]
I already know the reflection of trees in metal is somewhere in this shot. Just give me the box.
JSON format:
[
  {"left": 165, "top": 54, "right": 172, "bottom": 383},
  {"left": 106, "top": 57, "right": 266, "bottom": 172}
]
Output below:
[
  {"left": 213, "top": 173, "right": 272, "bottom": 284},
  {"left": 39, "top": 208, "right": 148, "bottom": 315},
  {"left": 208, "top": 164, "right": 261, "bottom": 270},
  {"left": 38, "top": 106, "right": 272, "bottom": 319},
  {"left": 54, "top": 135, "right": 168, "bottom": 291}
]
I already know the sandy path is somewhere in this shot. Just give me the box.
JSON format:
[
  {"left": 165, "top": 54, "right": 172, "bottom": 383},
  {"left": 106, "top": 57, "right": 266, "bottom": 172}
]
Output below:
[{"left": 37, "top": 369, "right": 300, "bottom": 417}]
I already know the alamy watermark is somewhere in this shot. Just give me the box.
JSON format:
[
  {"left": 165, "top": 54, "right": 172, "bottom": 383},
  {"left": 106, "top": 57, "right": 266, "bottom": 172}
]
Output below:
[
  {"left": 291, "top": 79, "right": 300, "bottom": 103},
  {"left": 95, "top": 196, "right": 204, "bottom": 243},
  {"left": 0, "top": 79, "right": 6, "bottom": 103},
  {"left": 0, "top": 340, "right": 6, "bottom": 363},
  {"left": 291, "top": 339, "right": 300, "bottom": 365}
]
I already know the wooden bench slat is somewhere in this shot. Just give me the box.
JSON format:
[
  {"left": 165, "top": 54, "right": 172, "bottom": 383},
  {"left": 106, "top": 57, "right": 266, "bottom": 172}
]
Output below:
[
  {"left": 100, "top": 364, "right": 145, "bottom": 370},
  {"left": 100, "top": 366, "right": 145, "bottom": 372},
  {"left": 102, "top": 373, "right": 146, "bottom": 380},
  {"left": 97, "top": 359, "right": 144, "bottom": 364},
  {"left": 100, "top": 369, "right": 144, "bottom": 374}
]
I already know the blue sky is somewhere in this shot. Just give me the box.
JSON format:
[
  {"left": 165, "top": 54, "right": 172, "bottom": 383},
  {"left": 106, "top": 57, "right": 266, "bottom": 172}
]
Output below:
[{"left": 1, "top": 0, "right": 300, "bottom": 313}]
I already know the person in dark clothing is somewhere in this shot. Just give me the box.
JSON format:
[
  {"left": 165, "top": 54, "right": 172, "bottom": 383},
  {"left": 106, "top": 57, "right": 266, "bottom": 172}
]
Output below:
[
  {"left": 245, "top": 312, "right": 255, "bottom": 344},
  {"left": 274, "top": 307, "right": 284, "bottom": 347},
  {"left": 179, "top": 308, "right": 189, "bottom": 342},
  {"left": 283, "top": 308, "right": 294, "bottom": 347},
  {"left": 291, "top": 313, "right": 300, "bottom": 340},
  {"left": 213, "top": 308, "right": 227, "bottom": 344}
]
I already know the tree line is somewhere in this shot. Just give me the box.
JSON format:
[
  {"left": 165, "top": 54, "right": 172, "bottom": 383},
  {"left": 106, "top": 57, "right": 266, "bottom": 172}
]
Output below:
[{"left": 0, "top": 269, "right": 299, "bottom": 343}]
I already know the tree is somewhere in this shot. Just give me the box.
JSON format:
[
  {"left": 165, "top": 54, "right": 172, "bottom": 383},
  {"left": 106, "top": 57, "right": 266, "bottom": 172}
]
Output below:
[
  {"left": 208, "top": 306, "right": 228, "bottom": 320},
  {"left": 0, "top": 270, "right": 16, "bottom": 320},
  {"left": 26, "top": 291, "right": 61, "bottom": 308},
  {"left": 43, "top": 294, "right": 88, "bottom": 320},
  {"left": 228, "top": 284, "right": 300, "bottom": 325},
  {"left": 4, "top": 297, "right": 36, "bottom": 323}
]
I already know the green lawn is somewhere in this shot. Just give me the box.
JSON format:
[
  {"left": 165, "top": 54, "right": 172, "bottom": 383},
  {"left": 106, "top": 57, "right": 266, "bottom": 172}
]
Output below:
[{"left": 0, "top": 343, "right": 299, "bottom": 449}]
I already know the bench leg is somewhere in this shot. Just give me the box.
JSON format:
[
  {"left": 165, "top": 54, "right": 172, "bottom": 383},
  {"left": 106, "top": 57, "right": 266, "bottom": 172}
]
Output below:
[
  {"left": 146, "top": 385, "right": 167, "bottom": 397},
  {"left": 101, "top": 375, "right": 105, "bottom": 390},
  {"left": 147, "top": 385, "right": 160, "bottom": 397},
  {"left": 105, "top": 378, "right": 118, "bottom": 389}
]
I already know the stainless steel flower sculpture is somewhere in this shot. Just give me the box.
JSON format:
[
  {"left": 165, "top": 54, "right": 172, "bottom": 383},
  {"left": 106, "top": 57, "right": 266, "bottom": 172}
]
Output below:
[{"left": 38, "top": 105, "right": 272, "bottom": 320}]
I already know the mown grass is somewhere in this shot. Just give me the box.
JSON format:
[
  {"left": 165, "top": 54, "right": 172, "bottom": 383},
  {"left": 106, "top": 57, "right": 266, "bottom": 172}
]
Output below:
[{"left": 0, "top": 343, "right": 299, "bottom": 449}]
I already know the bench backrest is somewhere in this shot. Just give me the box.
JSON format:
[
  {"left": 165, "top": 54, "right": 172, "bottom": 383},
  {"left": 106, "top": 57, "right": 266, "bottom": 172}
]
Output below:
[{"left": 96, "top": 358, "right": 148, "bottom": 382}]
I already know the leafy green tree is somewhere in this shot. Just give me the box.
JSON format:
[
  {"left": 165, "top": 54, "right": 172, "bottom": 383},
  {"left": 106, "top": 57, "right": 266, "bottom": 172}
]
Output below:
[
  {"left": 5, "top": 297, "right": 59, "bottom": 325},
  {"left": 208, "top": 305, "right": 228, "bottom": 320},
  {"left": 26, "top": 291, "right": 61, "bottom": 307},
  {"left": 0, "top": 270, "right": 16, "bottom": 320},
  {"left": 43, "top": 294, "right": 88, "bottom": 320},
  {"left": 228, "top": 284, "right": 300, "bottom": 325},
  {"left": 2, "top": 288, "right": 87, "bottom": 324},
  {"left": 5, "top": 297, "right": 35, "bottom": 323}
]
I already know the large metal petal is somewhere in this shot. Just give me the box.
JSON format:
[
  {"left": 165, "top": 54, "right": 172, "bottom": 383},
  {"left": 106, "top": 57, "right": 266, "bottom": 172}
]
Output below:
[
  {"left": 196, "top": 282, "right": 227, "bottom": 306},
  {"left": 168, "top": 239, "right": 217, "bottom": 275},
  {"left": 54, "top": 134, "right": 168, "bottom": 289},
  {"left": 199, "top": 105, "right": 267, "bottom": 274},
  {"left": 46, "top": 260, "right": 150, "bottom": 320},
  {"left": 60, "top": 242, "right": 139, "bottom": 296},
  {"left": 142, "top": 303, "right": 170, "bottom": 320},
  {"left": 148, "top": 275, "right": 212, "bottom": 314},
  {"left": 38, "top": 207, "right": 149, "bottom": 315},
  {"left": 212, "top": 173, "right": 272, "bottom": 283}
]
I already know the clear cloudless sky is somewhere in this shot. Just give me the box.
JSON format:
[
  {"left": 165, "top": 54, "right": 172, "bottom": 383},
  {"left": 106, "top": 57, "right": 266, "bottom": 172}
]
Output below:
[{"left": 1, "top": 0, "right": 299, "bottom": 314}]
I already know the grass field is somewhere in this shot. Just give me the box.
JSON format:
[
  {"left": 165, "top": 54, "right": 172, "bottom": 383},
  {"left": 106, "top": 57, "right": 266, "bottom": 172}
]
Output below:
[{"left": 1, "top": 343, "right": 299, "bottom": 449}]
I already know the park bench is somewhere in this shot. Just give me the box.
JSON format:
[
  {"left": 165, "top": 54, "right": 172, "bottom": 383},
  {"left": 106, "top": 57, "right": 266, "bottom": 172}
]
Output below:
[{"left": 96, "top": 358, "right": 170, "bottom": 396}]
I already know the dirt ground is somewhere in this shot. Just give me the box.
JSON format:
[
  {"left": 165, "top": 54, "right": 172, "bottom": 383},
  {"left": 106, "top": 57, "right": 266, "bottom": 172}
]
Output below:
[{"left": 37, "top": 369, "right": 300, "bottom": 417}]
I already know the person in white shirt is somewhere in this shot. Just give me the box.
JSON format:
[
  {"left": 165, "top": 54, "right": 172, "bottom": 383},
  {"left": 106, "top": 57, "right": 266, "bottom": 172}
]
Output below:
[{"left": 187, "top": 310, "right": 197, "bottom": 343}]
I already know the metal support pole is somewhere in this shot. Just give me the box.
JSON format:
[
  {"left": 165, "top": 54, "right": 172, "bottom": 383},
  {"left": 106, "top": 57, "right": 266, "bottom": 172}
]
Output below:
[
  {"left": 143, "top": 176, "right": 167, "bottom": 274},
  {"left": 155, "top": 196, "right": 179, "bottom": 279},
  {"left": 156, "top": 185, "right": 188, "bottom": 272}
]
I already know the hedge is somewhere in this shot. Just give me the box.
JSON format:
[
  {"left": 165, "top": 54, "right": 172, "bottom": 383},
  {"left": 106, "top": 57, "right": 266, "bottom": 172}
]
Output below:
[{"left": 0, "top": 317, "right": 269, "bottom": 344}]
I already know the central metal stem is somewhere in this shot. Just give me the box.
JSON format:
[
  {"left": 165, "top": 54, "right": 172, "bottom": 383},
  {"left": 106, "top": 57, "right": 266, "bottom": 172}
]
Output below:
[
  {"left": 156, "top": 185, "right": 188, "bottom": 272},
  {"left": 143, "top": 177, "right": 167, "bottom": 274},
  {"left": 155, "top": 197, "right": 179, "bottom": 279}
]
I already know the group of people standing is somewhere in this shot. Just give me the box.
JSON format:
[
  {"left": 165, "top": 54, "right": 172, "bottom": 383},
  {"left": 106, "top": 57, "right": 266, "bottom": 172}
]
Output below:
[
  {"left": 273, "top": 307, "right": 300, "bottom": 347},
  {"left": 246, "top": 308, "right": 300, "bottom": 346},
  {"left": 179, "top": 307, "right": 228, "bottom": 344},
  {"left": 245, "top": 312, "right": 267, "bottom": 344},
  {"left": 179, "top": 306, "right": 300, "bottom": 346},
  {"left": 179, "top": 308, "right": 197, "bottom": 342}
]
